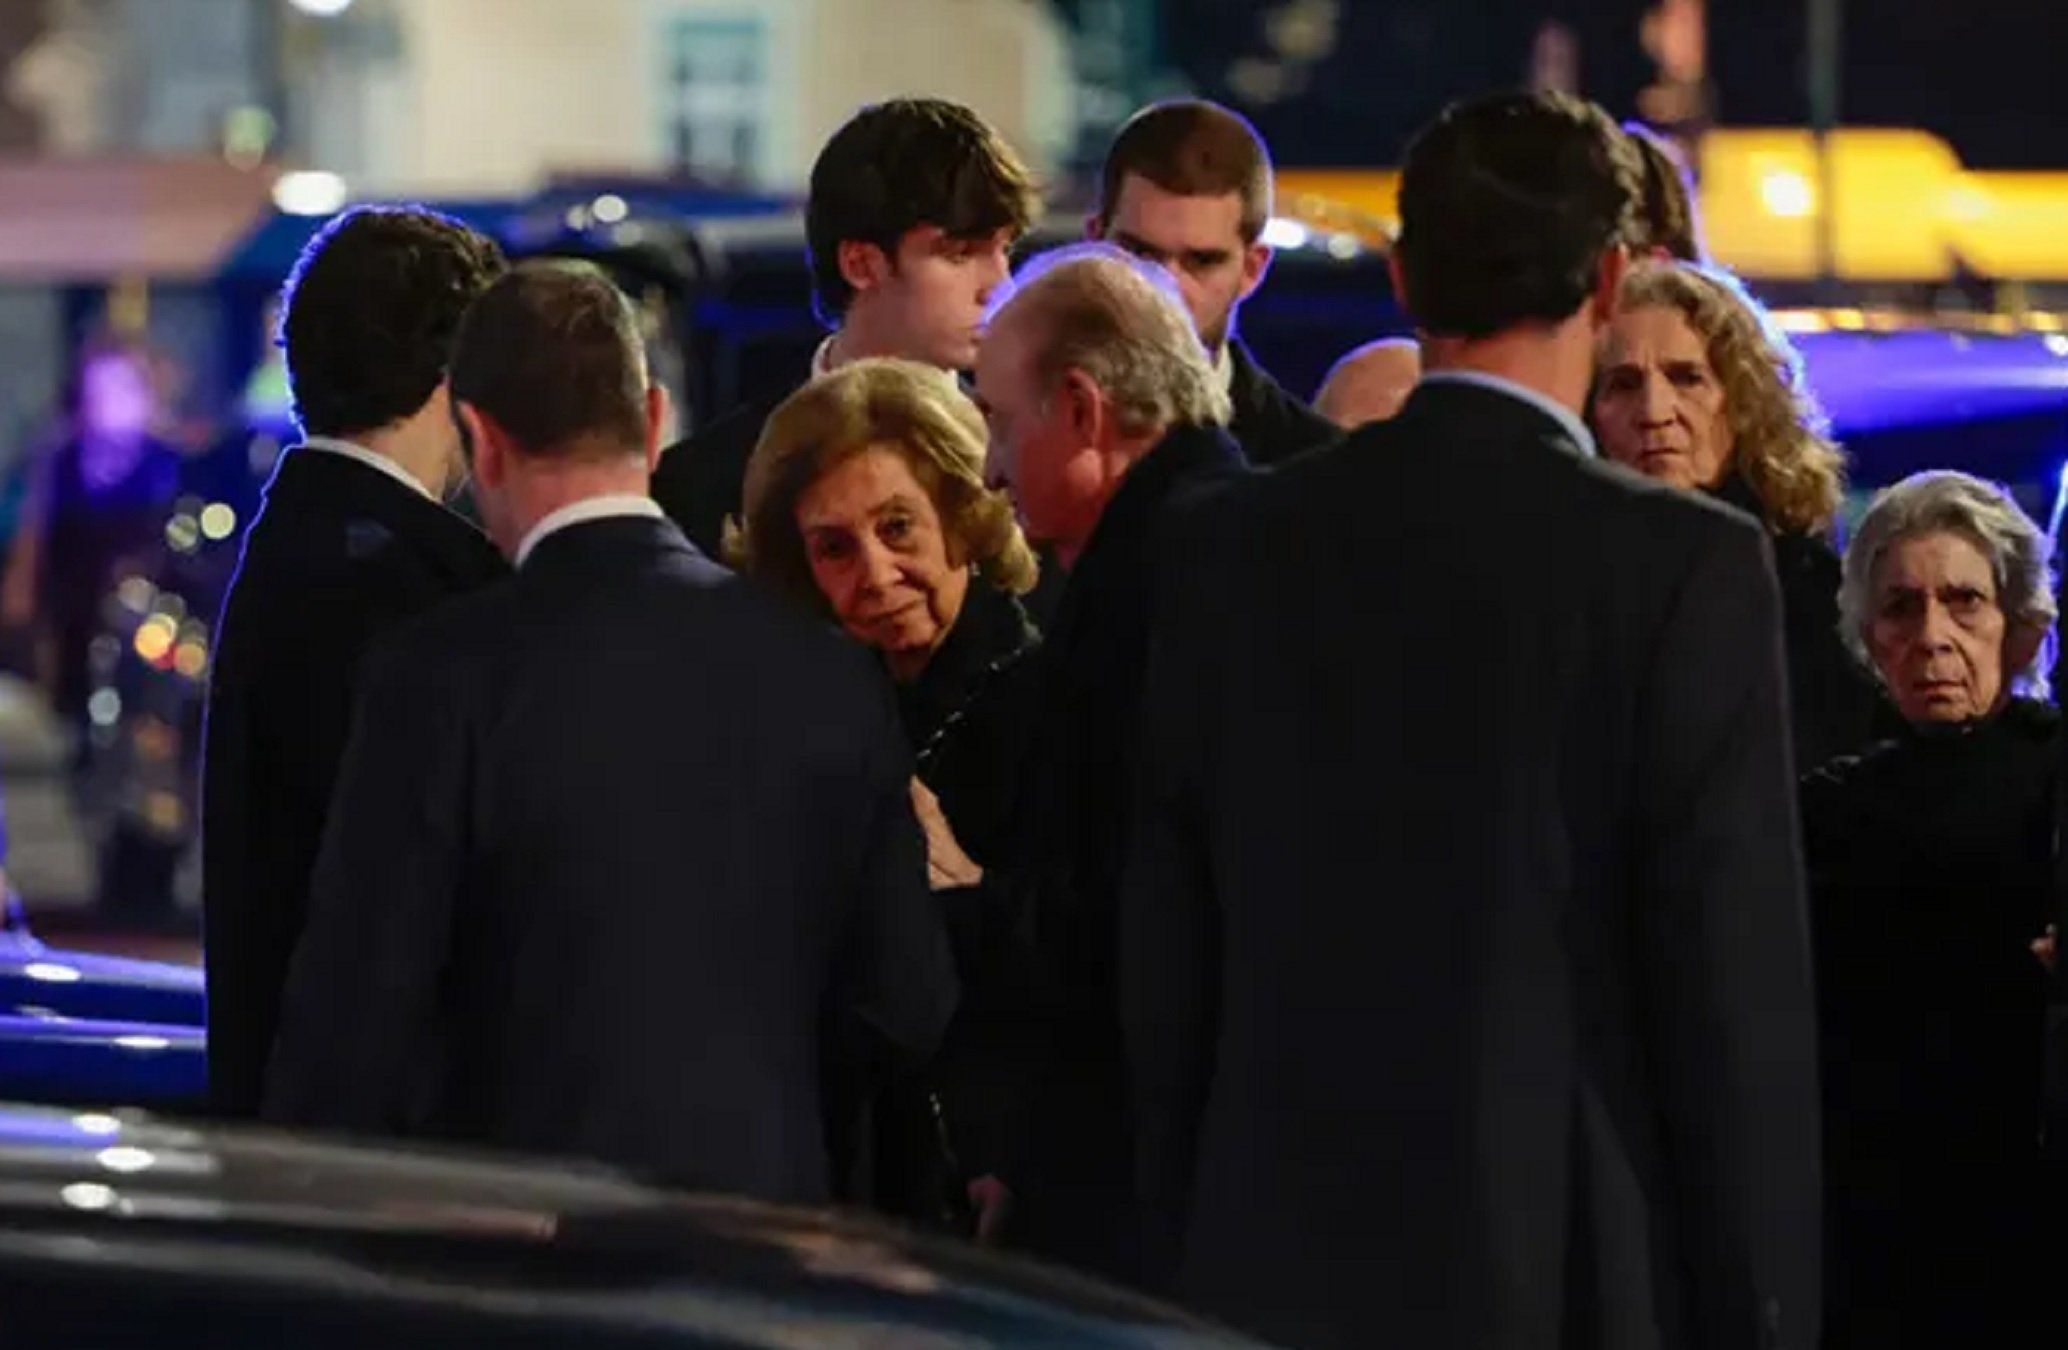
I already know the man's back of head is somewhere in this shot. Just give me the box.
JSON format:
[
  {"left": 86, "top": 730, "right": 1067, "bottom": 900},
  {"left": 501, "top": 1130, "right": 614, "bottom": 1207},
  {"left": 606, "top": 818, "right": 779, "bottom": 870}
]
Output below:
[
  {"left": 449, "top": 260, "right": 663, "bottom": 556},
  {"left": 280, "top": 206, "right": 507, "bottom": 446},
  {"left": 1395, "top": 92, "right": 1640, "bottom": 343},
  {"left": 805, "top": 97, "right": 1039, "bottom": 370}
]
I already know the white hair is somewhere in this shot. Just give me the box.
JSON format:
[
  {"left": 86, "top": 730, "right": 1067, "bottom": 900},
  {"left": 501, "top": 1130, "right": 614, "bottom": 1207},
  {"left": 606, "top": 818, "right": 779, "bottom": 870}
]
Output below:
[
  {"left": 989, "top": 242, "right": 1231, "bottom": 436},
  {"left": 1840, "top": 469, "right": 2058, "bottom": 699}
]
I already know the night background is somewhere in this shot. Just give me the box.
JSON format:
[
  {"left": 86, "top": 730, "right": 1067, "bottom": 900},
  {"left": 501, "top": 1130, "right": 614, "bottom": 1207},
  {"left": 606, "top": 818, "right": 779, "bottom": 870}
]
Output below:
[{"left": 1144, "top": 0, "right": 2068, "bottom": 170}]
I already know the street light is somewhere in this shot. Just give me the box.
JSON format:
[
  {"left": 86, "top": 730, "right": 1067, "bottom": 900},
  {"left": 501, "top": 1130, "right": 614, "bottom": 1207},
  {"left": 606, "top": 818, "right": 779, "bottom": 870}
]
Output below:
[{"left": 287, "top": 0, "right": 354, "bottom": 16}]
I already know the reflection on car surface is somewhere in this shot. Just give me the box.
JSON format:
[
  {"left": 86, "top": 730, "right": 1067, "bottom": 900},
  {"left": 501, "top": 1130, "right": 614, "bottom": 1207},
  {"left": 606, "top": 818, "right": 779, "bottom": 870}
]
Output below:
[{"left": 0, "top": 1103, "right": 1273, "bottom": 1347}]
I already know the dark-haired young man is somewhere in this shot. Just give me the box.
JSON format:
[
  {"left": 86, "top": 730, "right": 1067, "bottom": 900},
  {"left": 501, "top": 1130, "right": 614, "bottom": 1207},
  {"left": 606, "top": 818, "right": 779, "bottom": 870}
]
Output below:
[
  {"left": 264, "top": 261, "right": 954, "bottom": 1205},
  {"left": 1089, "top": 99, "right": 1335, "bottom": 465},
  {"left": 201, "top": 206, "right": 508, "bottom": 1118},
  {"left": 651, "top": 97, "right": 1038, "bottom": 557},
  {"left": 1120, "top": 92, "right": 1820, "bottom": 1347}
]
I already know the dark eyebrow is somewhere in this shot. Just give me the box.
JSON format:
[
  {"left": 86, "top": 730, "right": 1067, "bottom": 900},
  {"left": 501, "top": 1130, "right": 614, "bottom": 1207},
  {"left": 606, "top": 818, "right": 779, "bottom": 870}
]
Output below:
[{"left": 1110, "top": 230, "right": 1168, "bottom": 259}]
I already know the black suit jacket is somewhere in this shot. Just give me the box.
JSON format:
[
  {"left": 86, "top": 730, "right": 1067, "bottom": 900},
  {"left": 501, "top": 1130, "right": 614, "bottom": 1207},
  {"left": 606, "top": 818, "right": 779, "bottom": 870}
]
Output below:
[
  {"left": 1225, "top": 339, "right": 1337, "bottom": 467},
  {"left": 201, "top": 448, "right": 508, "bottom": 1118},
  {"left": 261, "top": 514, "right": 956, "bottom": 1206},
  {"left": 1121, "top": 382, "right": 1821, "bottom": 1349}
]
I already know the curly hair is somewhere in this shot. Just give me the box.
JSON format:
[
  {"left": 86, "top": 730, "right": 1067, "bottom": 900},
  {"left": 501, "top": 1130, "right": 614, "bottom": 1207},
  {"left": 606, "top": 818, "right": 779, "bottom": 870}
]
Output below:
[
  {"left": 280, "top": 206, "right": 507, "bottom": 439},
  {"left": 726, "top": 359, "right": 1037, "bottom": 613},
  {"left": 1615, "top": 261, "right": 1846, "bottom": 536}
]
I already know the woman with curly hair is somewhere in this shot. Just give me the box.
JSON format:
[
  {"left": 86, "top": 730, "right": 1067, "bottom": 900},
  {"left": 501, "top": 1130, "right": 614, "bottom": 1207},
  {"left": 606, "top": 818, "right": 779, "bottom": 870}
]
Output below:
[{"left": 1592, "top": 259, "right": 1877, "bottom": 770}]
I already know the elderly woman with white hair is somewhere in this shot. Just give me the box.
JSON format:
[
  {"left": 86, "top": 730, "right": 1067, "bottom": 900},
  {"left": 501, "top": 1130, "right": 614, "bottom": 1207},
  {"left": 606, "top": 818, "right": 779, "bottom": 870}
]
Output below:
[{"left": 1801, "top": 469, "right": 2061, "bottom": 1344}]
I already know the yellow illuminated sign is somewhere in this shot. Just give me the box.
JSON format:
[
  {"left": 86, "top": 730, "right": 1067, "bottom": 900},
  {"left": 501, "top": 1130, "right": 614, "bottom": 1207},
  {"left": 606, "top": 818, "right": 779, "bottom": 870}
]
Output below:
[{"left": 1277, "top": 129, "right": 2068, "bottom": 282}]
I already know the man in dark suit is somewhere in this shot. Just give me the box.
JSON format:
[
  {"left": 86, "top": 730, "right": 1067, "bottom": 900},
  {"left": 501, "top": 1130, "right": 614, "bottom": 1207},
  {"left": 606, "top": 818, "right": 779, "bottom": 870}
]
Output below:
[
  {"left": 962, "top": 242, "right": 1247, "bottom": 1278},
  {"left": 201, "top": 207, "right": 508, "bottom": 1118},
  {"left": 1119, "top": 94, "right": 1822, "bottom": 1348},
  {"left": 651, "top": 98, "right": 1038, "bottom": 558},
  {"left": 1088, "top": 99, "right": 1337, "bottom": 467},
  {"left": 264, "top": 261, "right": 956, "bottom": 1205}
]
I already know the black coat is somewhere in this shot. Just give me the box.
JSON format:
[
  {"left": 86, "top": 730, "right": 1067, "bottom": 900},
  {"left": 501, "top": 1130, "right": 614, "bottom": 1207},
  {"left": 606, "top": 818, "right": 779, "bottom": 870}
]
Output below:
[
  {"left": 1801, "top": 699, "right": 2060, "bottom": 1343},
  {"left": 1120, "top": 381, "right": 1821, "bottom": 1349},
  {"left": 1226, "top": 339, "right": 1338, "bottom": 467},
  {"left": 1711, "top": 475, "right": 1879, "bottom": 775},
  {"left": 261, "top": 514, "right": 957, "bottom": 1205},
  {"left": 984, "top": 422, "right": 1249, "bottom": 1279},
  {"left": 201, "top": 448, "right": 508, "bottom": 1118}
]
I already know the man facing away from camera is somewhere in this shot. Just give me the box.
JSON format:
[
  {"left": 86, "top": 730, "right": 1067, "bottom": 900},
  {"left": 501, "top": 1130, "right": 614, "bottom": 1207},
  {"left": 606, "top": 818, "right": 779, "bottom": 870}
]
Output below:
[
  {"left": 1119, "top": 92, "right": 1821, "bottom": 1348},
  {"left": 264, "top": 260, "right": 956, "bottom": 1203}
]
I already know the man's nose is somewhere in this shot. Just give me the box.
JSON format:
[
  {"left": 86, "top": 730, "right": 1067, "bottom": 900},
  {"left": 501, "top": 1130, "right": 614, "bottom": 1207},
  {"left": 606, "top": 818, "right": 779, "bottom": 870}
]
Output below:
[{"left": 1917, "top": 599, "right": 1961, "bottom": 649}]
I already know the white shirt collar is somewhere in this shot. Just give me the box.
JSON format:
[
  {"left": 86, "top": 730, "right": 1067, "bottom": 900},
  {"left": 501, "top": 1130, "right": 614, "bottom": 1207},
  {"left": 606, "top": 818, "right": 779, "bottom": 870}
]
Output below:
[
  {"left": 300, "top": 436, "right": 439, "bottom": 498},
  {"left": 811, "top": 333, "right": 839, "bottom": 379},
  {"left": 1415, "top": 370, "right": 1597, "bottom": 457},
  {"left": 514, "top": 494, "right": 665, "bottom": 568}
]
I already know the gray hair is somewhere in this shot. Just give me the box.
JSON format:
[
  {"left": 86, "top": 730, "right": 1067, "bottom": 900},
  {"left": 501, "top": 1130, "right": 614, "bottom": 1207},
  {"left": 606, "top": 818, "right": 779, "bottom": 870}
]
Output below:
[
  {"left": 1840, "top": 469, "right": 2058, "bottom": 699},
  {"left": 989, "top": 242, "right": 1231, "bottom": 436}
]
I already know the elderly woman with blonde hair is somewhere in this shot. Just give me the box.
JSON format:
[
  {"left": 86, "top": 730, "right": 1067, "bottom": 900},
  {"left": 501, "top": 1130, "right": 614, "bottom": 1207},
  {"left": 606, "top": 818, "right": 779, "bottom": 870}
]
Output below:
[
  {"left": 727, "top": 356, "right": 1039, "bottom": 1239},
  {"left": 730, "top": 357, "right": 1039, "bottom": 757},
  {"left": 1590, "top": 258, "right": 1875, "bottom": 770},
  {"left": 1801, "top": 470, "right": 2061, "bottom": 1343}
]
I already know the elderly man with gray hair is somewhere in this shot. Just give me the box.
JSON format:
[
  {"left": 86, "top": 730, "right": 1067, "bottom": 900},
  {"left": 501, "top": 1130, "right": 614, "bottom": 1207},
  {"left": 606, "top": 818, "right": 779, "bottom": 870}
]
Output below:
[
  {"left": 1803, "top": 468, "right": 2062, "bottom": 1343},
  {"left": 945, "top": 241, "right": 1246, "bottom": 1278}
]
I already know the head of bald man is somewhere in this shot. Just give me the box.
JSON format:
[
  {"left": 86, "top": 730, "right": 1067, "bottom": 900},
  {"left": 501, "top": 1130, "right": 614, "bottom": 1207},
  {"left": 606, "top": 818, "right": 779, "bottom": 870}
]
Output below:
[{"left": 1314, "top": 337, "right": 1423, "bottom": 429}]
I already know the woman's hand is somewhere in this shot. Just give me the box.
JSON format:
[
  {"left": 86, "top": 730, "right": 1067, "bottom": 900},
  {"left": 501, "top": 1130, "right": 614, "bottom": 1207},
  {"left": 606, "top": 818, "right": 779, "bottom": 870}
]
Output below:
[
  {"left": 2034, "top": 925, "right": 2057, "bottom": 974},
  {"left": 911, "top": 779, "right": 983, "bottom": 889}
]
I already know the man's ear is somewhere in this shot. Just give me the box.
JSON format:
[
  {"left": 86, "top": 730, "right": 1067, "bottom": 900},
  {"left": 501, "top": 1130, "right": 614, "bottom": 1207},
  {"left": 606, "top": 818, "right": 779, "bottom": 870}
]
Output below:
[
  {"left": 1239, "top": 239, "right": 1273, "bottom": 302},
  {"left": 1387, "top": 251, "right": 1411, "bottom": 318},
  {"left": 837, "top": 238, "right": 895, "bottom": 298},
  {"left": 455, "top": 400, "right": 506, "bottom": 490},
  {"left": 1060, "top": 368, "right": 1104, "bottom": 447},
  {"left": 642, "top": 384, "right": 670, "bottom": 474}
]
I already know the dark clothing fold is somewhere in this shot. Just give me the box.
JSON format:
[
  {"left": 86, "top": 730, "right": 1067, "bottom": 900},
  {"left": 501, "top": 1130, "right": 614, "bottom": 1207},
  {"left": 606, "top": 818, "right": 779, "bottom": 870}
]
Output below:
[{"left": 1225, "top": 339, "right": 1338, "bottom": 467}]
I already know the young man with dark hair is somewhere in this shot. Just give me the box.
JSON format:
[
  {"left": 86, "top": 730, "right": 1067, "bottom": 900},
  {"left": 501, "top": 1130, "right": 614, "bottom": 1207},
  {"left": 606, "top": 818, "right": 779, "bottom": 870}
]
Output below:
[
  {"left": 264, "top": 261, "right": 955, "bottom": 1206},
  {"left": 201, "top": 206, "right": 508, "bottom": 1119},
  {"left": 652, "top": 97, "right": 1038, "bottom": 557},
  {"left": 1089, "top": 98, "right": 1335, "bottom": 465},
  {"left": 1121, "top": 91, "right": 1820, "bottom": 1347}
]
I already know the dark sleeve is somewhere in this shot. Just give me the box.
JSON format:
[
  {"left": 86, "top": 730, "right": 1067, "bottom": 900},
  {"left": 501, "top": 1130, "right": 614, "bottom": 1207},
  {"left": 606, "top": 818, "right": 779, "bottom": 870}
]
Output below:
[
  {"left": 650, "top": 409, "right": 762, "bottom": 560},
  {"left": 832, "top": 716, "right": 959, "bottom": 1069},
  {"left": 1117, "top": 517, "right": 1224, "bottom": 1283},
  {"left": 1777, "top": 536, "right": 1877, "bottom": 775},
  {"left": 1634, "top": 521, "right": 1822, "bottom": 1349},
  {"left": 260, "top": 634, "right": 468, "bottom": 1135}
]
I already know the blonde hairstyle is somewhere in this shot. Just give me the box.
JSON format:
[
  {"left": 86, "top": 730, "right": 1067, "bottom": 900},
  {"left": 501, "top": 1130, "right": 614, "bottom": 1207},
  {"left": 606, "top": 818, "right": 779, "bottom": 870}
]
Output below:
[
  {"left": 995, "top": 243, "right": 1231, "bottom": 436},
  {"left": 725, "top": 358, "right": 1038, "bottom": 612},
  {"left": 1614, "top": 261, "right": 1846, "bottom": 536}
]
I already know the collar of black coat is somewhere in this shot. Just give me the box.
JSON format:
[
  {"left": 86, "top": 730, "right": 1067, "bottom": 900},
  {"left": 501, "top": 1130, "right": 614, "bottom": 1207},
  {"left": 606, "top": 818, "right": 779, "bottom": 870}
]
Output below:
[
  {"left": 515, "top": 511, "right": 697, "bottom": 576},
  {"left": 1074, "top": 421, "right": 1247, "bottom": 583},
  {"left": 898, "top": 578, "right": 1040, "bottom": 753},
  {"left": 263, "top": 444, "right": 506, "bottom": 587}
]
